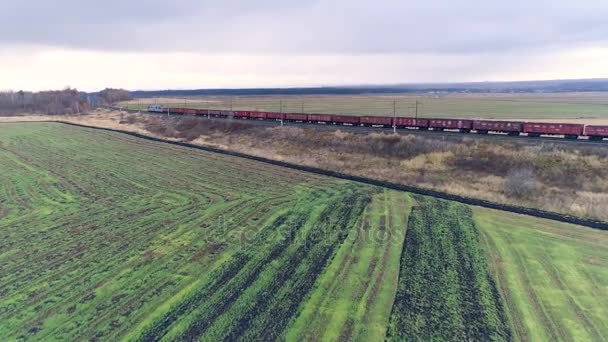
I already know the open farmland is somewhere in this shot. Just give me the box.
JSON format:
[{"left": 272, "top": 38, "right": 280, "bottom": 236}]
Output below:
[
  {"left": 1, "top": 122, "right": 607, "bottom": 341},
  {"left": 121, "top": 92, "right": 608, "bottom": 121}
]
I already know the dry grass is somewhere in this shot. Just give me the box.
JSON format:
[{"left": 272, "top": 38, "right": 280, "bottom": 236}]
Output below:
[{"left": 3, "top": 109, "right": 607, "bottom": 220}]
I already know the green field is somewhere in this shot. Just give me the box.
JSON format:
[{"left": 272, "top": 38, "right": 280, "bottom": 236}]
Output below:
[
  {"left": 1, "top": 122, "right": 607, "bottom": 341},
  {"left": 476, "top": 208, "right": 608, "bottom": 341},
  {"left": 121, "top": 92, "right": 608, "bottom": 120}
]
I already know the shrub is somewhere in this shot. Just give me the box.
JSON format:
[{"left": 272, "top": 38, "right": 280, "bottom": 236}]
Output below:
[{"left": 504, "top": 167, "right": 538, "bottom": 199}]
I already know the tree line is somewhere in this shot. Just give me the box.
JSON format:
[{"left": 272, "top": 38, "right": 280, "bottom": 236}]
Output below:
[{"left": 0, "top": 88, "right": 132, "bottom": 115}]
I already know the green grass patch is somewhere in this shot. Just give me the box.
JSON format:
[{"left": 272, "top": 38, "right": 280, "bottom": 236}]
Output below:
[{"left": 476, "top": 208, "right": 608, "bottom": 341}]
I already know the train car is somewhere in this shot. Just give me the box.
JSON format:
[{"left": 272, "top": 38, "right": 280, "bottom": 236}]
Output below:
[
  {"left": 249, "top": 111, "right": 268, "bottom": 120},
  {"left": 167, "top": 107, "right": 187, "bottom": 114},
  {"left": 206, "top": 109, "right": 230, "bottom": 117},
  {"left": 170, "top": 108, "right": 186, "bottom": 114},
  {"left": 584, "top": 125, "right": 608, "bottom": 140},
  {"left": 331, "top": 115, "right": 361, "bottom": 125},
  {"left": 307, "top": 114, "right": 333, "bottom": 123},
  {"left": 233, "top": 111, "right": 250, "bottom": 119},
  {"left": 360, "top": 116, "right": 393, "bottom": 127},
  {"left": 394, "top": 117, "right": 429, "bottom": 129},
  {"left": 473, "top": 120, "right": 523, "bottom": 135},
  {"left": 284, "top": 113, "right": 308, "bottom": 122},
  {"left": 429, "top": 119, "right": 473, "bottom": 132},
  {"left": 523, "top": 122, "right": 584, "bottom": 139},
  {"left": 195, "top": 108, "right": 209, "bottom": 116},
  {"left": 266, "top": 112, "right": 284, "bottom": 120}
]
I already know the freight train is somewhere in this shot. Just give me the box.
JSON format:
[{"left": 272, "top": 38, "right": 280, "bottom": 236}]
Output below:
[{"left": 148, "top": 106, "right": 608, "bottom": 140}]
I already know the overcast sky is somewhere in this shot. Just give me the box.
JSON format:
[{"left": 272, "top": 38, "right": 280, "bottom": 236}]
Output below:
[{"left": 1, "top": 0, "right": 607, "bottom": 91}]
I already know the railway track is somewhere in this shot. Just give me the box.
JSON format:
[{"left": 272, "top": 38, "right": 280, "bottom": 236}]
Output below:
[
  {"left": 56, "top": 120, "right": 608, "bottom": 230},
  {"left": 112, "top": 107, "right": 608, "bottom": 146}
]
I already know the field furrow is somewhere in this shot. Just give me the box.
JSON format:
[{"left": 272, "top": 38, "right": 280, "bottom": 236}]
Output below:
[{"left": 385, "top": 197, "right": 512, "bottom": 341}]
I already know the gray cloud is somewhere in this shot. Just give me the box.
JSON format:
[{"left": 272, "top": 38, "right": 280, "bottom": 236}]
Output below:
[{"left": 1, "top": 0, "right": 607, "bottom": 54}]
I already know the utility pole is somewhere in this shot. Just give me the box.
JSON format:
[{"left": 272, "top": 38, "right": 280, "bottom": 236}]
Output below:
[
  {"left": 392, "top": 99, "right": 397, "bottom": 134},
  {"left": 280, "top": 100, "right": 284, "bottom": 127},
  {"left": 408, "top": 100, "right": 423, "bottom": 124}
]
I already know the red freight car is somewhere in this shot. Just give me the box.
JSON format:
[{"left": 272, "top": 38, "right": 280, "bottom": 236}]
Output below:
[
  {"left": 249, "top": 111, "right": 267, "bottom": 119},
  {"left": 473, "top": 120, "right": 523, "bottom": 135},
  {"left": 266, "top": 112, "right": 284, "bottom": 120},
  {"left": 584, "top": 125, "right": 608, "bottom": 140},
  {"left": 360, "top": 116, "right": 393, "bottom": 127},
  {"left": 331, "top": 115, "right": 361, "bottom": 125},
  {"left": 170, "top": 108, "right": 197, "bottom": 115},
  {"left": 205, "top": 109, "right": 230, "bottom": 117},
  {"left": 394, "top": 117, "right": 429, "bottom": 129},
  {"left": 167, "top": 107, "right": 185, "bottom": 114},
  {"left": 233, "top": 111, "right": 250, "bottom": 119},
  {"left": 429, "top": 119, "right": 473, "bottom": 132},
  {"left": 171, "top": 107, "right": 195, "bottom": 115},
  {"left": 307, "top": 114, "right": 333, "bottom": 123},
  {"left": 284, "top": 113, "right": 308, "bottom": 122},
  {"left": 523, "top": 122, "right": 584, "bottom": 139}
]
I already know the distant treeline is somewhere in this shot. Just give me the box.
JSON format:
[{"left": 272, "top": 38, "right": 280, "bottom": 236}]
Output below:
[
  {"left": 0, "top": 88, "right": 91, "bottom": 115},
  {"left": 97, "top": 88, "right": 133, "bottom": 104},
  {"left": 132, "top": 79, "right": 608, "bottom": 98},
  {"left": 0, "top": 88, "right": 132, "bottom": 115}
]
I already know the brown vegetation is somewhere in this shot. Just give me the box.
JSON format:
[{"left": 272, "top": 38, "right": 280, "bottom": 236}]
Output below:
[
  {"left": 3, "top": 110, "right": 607, "bottom": 220},
  {"left": 132, "top": 114, "right": 608, "bottom": 220}
]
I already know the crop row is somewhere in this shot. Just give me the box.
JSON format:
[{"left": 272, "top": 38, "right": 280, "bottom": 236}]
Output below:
[
  {"left": 385, "top": 197, "right": 512, "bottom": 341},
  {"left": 285, "top": 190, "right": 413, "bottom": 341},
  {"left": 136, "top": 184, "right": 371, "bottom": 341}
]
